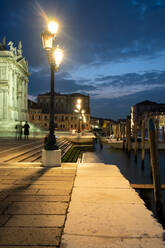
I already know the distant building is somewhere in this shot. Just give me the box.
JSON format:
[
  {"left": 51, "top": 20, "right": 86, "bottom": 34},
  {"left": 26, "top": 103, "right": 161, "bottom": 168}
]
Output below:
[
  {"left": 90, "top": 116, "right": 115, "bottom": 136},
  {"left": 131, "top": 100, "right": 165, "bottom": 127},
  {"left": 90, "top": 116, "right": 113, "bottom": 129},
  {"left": 0, "top": 37, "right": 29, "bottom": 122},
  {"left": 28, "top": 92, "right": 90, "bottom": 131}
]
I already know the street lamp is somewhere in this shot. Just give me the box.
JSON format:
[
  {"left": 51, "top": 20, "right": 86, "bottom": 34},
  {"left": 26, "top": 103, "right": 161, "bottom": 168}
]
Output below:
[
  {"left": 81, "top": 110, "right": 86, "bottom": 131},
  {"left": 74, "top": 99, "right": 85, "bottom": 134},
  {"left": 41, "top": 20, "right": 63, "bottom": 150},
  {"left": 76, "top": 99, "right": 81, "bottom": 133}
]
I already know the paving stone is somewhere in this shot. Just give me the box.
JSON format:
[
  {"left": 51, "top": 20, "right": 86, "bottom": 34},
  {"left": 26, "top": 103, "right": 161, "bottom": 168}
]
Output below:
[
  {"left": 29, "top": 180, "right": 74, "bottom": 185},
  {"left": 60, "top": 235, "right": 165, "bottom": 248},
  {"left": 0, "top": 191, "right": 8, "bottom": 200},
  {"left": 15, "top": 177, "right": 74, "bottom": 184},
  {"left": 38, "top": 169, "right": 76, "bottom": 174},
  {"left": 6, "top": 214, "right": 65, "bottom": 227},
  {"left": 39, "top": 174, "right": 75, "bottom": 178},
  {"left": 0, "top": 176, "right": 26, "bottom": 180},
  {"left": 0, "top": 185, "right": 14, "bottom": 191},
  {"left": 0, "top": 202, "right": 12, "bottom": 214},
  {"left": 30, "top": 176, "right": 75, "bottom": 181},
  {"left": 0, "top": 227, "right": 61, "bottom": 246},
  {"left": 0, "top": 179, "right": 17, "bottom": 184},
  {"left": 0, "top": 246, "right": 58, "bottom": 248},
  {"left": 0, "top": 171, "right": 10, "bottom": 176},
  {"left": 74, "top": 176, "right": 131, "bottom": 188},
  {"left": 0, "top": 215, "right": 11, "bottom": 226},
  {"left": 5, "top": 202, "right": 68, "bottom": 214},
  {"left": 5, "top": 195, "right": 70, "bottom": 202},
  {"left": 37, "top": 189, "right": 71, "bottom": 195},
  {"left": 64, "top": 201, "right": 163, "bottom": 238},
  {"left": 10, "top": 189, "right": 39, "bottom": 195},
  {"left": 77, "top": 163, "right": 123, "bottom": 177},
  {"left": 71, "top": 187, "right": 144, "bottom": 204},
  {"left": 28, "top": 182, "right": 73, "bottom": 189}
]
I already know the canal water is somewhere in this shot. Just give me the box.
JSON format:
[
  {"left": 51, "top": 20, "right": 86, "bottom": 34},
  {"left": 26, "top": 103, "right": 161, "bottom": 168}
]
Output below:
[{"left": 92, "top": 141, "right": 165, "bottom": 228}]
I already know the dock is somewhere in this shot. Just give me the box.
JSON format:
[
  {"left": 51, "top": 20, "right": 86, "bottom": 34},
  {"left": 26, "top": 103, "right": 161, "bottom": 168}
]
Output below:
[{"left": 61, "top": 154, "right": 164, "bottom": 247}]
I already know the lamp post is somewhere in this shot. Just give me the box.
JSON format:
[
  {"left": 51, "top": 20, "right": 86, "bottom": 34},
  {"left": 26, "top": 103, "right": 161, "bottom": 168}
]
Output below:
[
  {"left": 81, "top": 109, "right": 86, "bottom": 131},
  {"left": 74, "top": 99, "right": 85, "bottom": 134},
  {"left": 41, "top": 21, "right": 63, "bottom": 150},
  {"left": 75, "top": 99, "right": 81, "bottom": 133}
]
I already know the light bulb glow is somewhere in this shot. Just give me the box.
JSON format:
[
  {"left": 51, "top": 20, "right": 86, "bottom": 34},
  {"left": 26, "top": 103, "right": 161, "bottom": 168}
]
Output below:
[
  {"left": 54, "top": 47, "right": 63, "bottom": 66},
  {"left": 48, "top": 21, "right": 58, "bottom": 34},
  {"left": 77, "top": 104, "right": 81, "bottom": 110}
]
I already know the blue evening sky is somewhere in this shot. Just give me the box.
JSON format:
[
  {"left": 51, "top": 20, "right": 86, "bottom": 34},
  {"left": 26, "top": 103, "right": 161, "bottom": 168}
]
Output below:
[{"left": 1, "top": 0, "right": 165, "bottom": 119}]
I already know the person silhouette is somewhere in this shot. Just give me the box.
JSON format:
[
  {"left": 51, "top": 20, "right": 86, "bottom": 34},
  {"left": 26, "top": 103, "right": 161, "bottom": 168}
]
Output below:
[
  {"left": 17, "top": 122, "right": 23, "bottom": 140},
  {"left": 23, "top": 121, "right": 30, "bottom": 140}
]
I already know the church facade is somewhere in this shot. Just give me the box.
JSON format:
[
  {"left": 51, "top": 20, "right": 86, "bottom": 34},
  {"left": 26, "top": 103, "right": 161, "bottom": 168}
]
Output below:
[{"left": 0, "top": 37, "right": 29, "bottom": 123}]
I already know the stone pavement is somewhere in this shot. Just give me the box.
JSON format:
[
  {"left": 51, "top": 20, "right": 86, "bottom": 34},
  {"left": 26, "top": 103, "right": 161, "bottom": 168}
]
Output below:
[
  {"left": 0, "top": 163, "right": 77, "bottom": 247},
  {"left": 0, "top": 157, "right": 164, "bottom": 247},
  {"left": 60, "top": 161, "right": 165, "bottom": 248}
]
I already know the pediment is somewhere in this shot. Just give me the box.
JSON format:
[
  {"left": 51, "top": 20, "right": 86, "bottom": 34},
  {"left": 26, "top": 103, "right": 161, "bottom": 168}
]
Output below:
[{"left": 17, "top": 57, "right": 29, "bottom": 74}]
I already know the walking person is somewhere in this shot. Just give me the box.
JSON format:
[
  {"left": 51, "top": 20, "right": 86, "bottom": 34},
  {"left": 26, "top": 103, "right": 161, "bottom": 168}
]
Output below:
[
  {"left": 18, "top": 122, "right": 23, "bottom": 140},
  {"left": 23, "top": 121, "right": 30, "bottom": 140}
]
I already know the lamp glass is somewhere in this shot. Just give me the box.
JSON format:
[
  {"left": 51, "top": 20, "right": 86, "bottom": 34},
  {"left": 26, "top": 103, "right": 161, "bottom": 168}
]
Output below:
[
  {"left": 54, "top": 47, "right": 63, "bottom": 66},
  {"left": 77, "top": 99, "right": 81, "bottom": 104},
  {"left": 48, "top": 21, "right": 58, "bottom": 34},
  {"left": 77, "top": 104, "right": 81, "bottom": 110},
  {"left": 41, "top": 31, "right": 53, "bottom": 50}
]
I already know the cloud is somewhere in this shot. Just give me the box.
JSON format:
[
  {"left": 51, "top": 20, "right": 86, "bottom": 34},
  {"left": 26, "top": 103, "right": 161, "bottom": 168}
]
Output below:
[
  {"left": 88, "top": 70, "right": 165, "bottom": 99},
  {"left": 28, "top": 94, "right": 37, "bottom": 102}
]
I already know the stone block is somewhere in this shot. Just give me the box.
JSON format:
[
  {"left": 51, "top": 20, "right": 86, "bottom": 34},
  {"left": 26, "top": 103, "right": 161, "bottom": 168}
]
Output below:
[
  {"left": 0, "top": 227, "right": 61, "bottom": 246},
  {"left": 5, "top": 202, "right": 68, "bottom": 214},
  {"left": 42, "top": 149, "right": 61, "bottom": 167},
  {"left": 60, "top": 235, "right": 165, "bottom": 248},
  {"left": 5, "top": 195, "right": 70, "bottom": 202},
  {"left": 71, "top": 188, "right": 144, "bottom": 204},
  {"left": 37, "top": 189, "right": 71, "bottom": 195},
  {"left": 64, "top": 201, "right": 163, "bottom": 238},
  {"left": 74, "top": 176, "right": 130, "bottom": 188},
  {"left": 6, "top": 214, "right": 65, "bottom": 227},
  {"left": 0, "top": 215, "right": 10, "bottom": 226}
]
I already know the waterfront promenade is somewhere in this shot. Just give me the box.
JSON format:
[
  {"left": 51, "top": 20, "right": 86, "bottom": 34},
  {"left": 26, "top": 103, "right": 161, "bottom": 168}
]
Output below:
[{"left": 0, "top": 140, "right": 164, "bottom": 247}]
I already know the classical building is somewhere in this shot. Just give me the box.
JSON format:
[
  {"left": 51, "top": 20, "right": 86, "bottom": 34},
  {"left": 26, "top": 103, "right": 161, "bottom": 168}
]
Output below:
[
  {"left": 131, "top": 100, "right": 165, "bottom": 128},
  {"left": 0, "top": 37, "right": 29, "bottom": 123},
  {"left": 28, "top": 92, "right": 90, "bottom": 131}
]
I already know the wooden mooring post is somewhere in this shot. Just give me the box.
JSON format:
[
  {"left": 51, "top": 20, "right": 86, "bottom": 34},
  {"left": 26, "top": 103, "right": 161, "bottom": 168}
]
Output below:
[
  {"left": 148, "top": 118, "right": 163, "bottom": 215},
  {"left": 134, "top": 121, "right": 138, "bottom": 162},
  {"left": 162, "top": 125, "right": 165, "bottom": 142},
  {"left": 141, "top": 120, "right": 145, "bottom": 167},
  {"left": 122, "top": 124, "right": 126, "bottom": 150},
  {"left": 127, "top": 117, "right": 131, "bottom": 155},
  {"left": 155, "top": 118, "right": 159, "bottom": 145}
]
